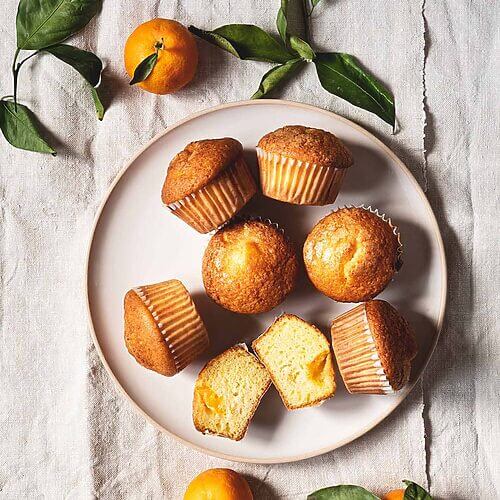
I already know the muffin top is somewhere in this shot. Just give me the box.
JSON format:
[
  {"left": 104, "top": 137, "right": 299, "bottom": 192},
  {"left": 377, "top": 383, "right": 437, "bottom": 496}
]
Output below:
[
  {"left": 303, "top": 207, "right": 401, "bottom": 302},
  {"left": 257, "top": 125, "right": 353, "bottom": 169},
  {"left": 162, "top": 138, "right": 243, "bottom": 204},
  {"left": 124, "top": 288, "right": 178, "bottom": 376},
  {"left": 365, "top": 300, "right": 418, "bottom": 390},
  {"left": 202, "top": 220, "right": 299, "bottom": 314}
]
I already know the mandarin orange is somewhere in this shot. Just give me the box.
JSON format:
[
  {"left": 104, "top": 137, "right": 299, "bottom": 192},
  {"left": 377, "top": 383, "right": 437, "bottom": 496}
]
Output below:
[
  {"left": 382, "top": 489, "right": 406, "bottom": 500},
  {"left": 124, "top": 18, "right": 197, "bottom": 94},
  {"left": 184, "top": 468, "right": 253, "bottom": 500}
]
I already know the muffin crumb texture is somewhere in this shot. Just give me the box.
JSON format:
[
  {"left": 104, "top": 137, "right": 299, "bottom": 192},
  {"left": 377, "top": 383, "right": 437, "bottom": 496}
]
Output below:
[
  {"left": 193, "top": 345, "right": 271, "bottom": 441},
  {"left": 202, "top": 220, "right": 299, "bottom": 314},
  {"left": 253, "top": 314, "right": 335, "bottom": 409},
  {"left": 303, "top": 207, "right": 400, "bottom": 302}
]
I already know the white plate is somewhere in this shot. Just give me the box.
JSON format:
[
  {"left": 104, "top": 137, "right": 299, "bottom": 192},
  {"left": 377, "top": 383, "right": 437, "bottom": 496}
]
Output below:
[{"left": 86, "top": 100, "right": 446, "bottom": 463}]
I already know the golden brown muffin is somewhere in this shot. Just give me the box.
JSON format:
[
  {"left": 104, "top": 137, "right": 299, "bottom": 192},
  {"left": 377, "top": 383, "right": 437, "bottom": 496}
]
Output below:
[
  {"left": 161, "top": 138, "right": 257, "bottom": 233},
  {"left": 330, "top": 300, "right": 418, "bottom": 394},
  {"left": 202, "top": 219, "right": 299, "bottom": 314},
  {"left": 256, "top": 126, "right": 353, "bottom": 205},
  {"left": 303, "top": 207, "right": 401, "bottom": 302},
  {"left": 162, "top": 138, "right": 242, "bottom": 203},
  {"left": 257, "top": 125, "right": 353, "bottom": 168},
  {"left": 124, "top": 279, "right": 209, "bottom": 376},
  {"left": 365, "top": 300, "right": 418, "bottom": 390}
]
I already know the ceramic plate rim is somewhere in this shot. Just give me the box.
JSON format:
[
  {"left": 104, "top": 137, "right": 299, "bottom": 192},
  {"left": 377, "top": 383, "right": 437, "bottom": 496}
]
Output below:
[{"left": 85, "top": 99, "right": 447, "bottom": 464}]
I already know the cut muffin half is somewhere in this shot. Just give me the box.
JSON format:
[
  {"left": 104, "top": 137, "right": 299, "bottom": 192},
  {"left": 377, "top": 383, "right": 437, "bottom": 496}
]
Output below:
[
  {"left": 193, "top": 345, "right": 271, "bottom": 441},
  {"left": 252, "top": 314, "right": 335, "bottom": 410}
]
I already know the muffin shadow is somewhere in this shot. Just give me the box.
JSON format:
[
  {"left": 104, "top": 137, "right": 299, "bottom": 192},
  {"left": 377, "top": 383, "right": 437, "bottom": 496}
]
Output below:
[
  {"left": 191, "top": 291, "right": 261, "bottom": 362},
  {"left": 244, "top": 473, "right": 281, "bottom": 500},
  {"left": 279, "top": 272, "right": 333, "bottom": 329},
  {"left": 242, "top": 147, "right": 260, "bottom": 179},
  {"left": 318, "top": 377, "right": 376, "bottom": 417},
  {"left": 391, "top": 308, "right": 438, "bottom": 385},
  {"left": 391, "top": 218, "right": 432, "bottom": 302},
  {"left": 250, "top": 385, "right": 286, "bottom": 440},
  {"left": 341, "top": 141, "right": 392, "bottom": 194},
  {"left": 241, "top": 192, "right": 314, "bottom": 246},
  {"left": 177, "top": 41, "right": 234, "bottom": 99}
]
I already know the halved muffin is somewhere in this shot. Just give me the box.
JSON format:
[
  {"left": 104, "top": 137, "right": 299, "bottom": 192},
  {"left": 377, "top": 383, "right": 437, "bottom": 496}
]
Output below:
[
  {"left": 257, "top": 125, "right": 353, "bottom": 205},
  {"left": 124, "top": 279, "right": 208, "bottom": 376},
  {"left": 193, "top": 345, "right": 271, "bottom": 441},
  {"left": 303, "top": 206, "right": 402, "bottom": 302},
  {"left": 202, "top": 219, "right": 299, "bottom": 314},
  {"left": 252, "top": 314, "right": 335, "bottom": 409},
  {"left": 162, "top": 138, "right": 257, "bottom": 233},
  {"left": 331, "top": 300, "right": 418, "bottom": 394}
]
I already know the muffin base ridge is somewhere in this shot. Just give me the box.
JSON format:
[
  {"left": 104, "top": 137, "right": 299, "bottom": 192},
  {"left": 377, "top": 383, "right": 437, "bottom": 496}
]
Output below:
[
  {"left": 331, "top": 304, "right": 395, "bottom": 394},
  {"left": 166, "top": 156, "right": 256, "bottom": 233},
  {"left": 257, "top": 148, "right": 347, "bottom": 205},
  {"left": 133, "top": 280, "right": 208, "bottom": 373}
]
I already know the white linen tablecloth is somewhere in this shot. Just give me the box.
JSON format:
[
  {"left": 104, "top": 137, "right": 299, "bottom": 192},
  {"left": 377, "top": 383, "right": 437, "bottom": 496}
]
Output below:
[{"left": 0, "top": 1, "right": 498, "bottom": 498}]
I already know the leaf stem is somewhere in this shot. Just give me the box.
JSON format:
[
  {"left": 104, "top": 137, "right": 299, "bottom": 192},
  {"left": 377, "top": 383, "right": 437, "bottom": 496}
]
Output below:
[
  {"left": 154, "top": 38, "right": 164, "bottom": 52},
  {"left": 18, "top": 50, "right": 41, "bottom": 69},
  {"left": 302, "top": 0, "right": 311, "bottom": 42},
  {"left": 12, "top": 48, "right": 20, "bottom": 109},
  {"left": 12, "top": 49, "right": 41, "bottom": 110}
]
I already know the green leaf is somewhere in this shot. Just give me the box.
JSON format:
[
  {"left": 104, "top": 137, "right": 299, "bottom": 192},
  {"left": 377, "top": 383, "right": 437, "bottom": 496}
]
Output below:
[
  {"left": 90, "top": 86, "right": 104, "bottom": 120},
  {"left": 129, "top": 52, "right": 158, "bottom": 85},
  {"left": 189, "top": 24, "right": 293, "bottom": 63},
  {"left": 290, "top": 35, "right": 315, "bottom": 61},
  {"left": 276, "top": 0, "right": 288, "bottom": 43},
  {"left": 0, "top": 100, "right": 55, "bottom": 154},
  {"left": 42, "top": 44, "right": 104, "bottom": 120},
  {"left": 43, "top": 44, "right": 102, "bottom": 86},
  {"left": 403, "top": 481, "right": 433, "bottom": 500},
  {"left": 308, "top": 485, "right": 380, "bottom": 500},
  {"left": 308, "top": 0, "right": 323, "bottom": 17},
  {"left": 189, "top": 26, "right": 240, "bottom": 58},
  {"left": 16, "top": 0, "right": 101, "bottom": 50},
  {"left": 314, "top": 52, "right": 395, "bottom": 126},
  {"left": 251, "top": 58, "right": 303, "bottom": 99}
]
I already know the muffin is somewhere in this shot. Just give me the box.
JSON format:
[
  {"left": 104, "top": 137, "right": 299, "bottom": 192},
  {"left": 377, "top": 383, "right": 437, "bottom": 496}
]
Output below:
[
  {"left": 202, "top": 219, "right": 299, "bottom": 314},
  {"left": 161, "top": 138, "right": 257, "bottom": 233},
  {"left": 124, "top": 279, "right": 209, "bottom": 376},
  {"left": 256, "top": 125, "right": 353, "bottom": 205},
  {"left": 330, "top": 300, "right": 418, "bottom": 394},
  {"left": 252, "top": 314, "right": 336, "bottom": 409},
  {"left": 303, "top": 206, "right": 402, "bottom": 302},
  {"left": 193, "top": 345, "right": 271, "bottom": 441}
]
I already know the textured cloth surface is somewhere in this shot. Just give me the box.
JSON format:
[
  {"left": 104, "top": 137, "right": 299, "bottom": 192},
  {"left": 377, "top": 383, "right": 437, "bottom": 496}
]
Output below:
[{"left": 0, "top": 1, "right": 498, "bottom": 499}]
